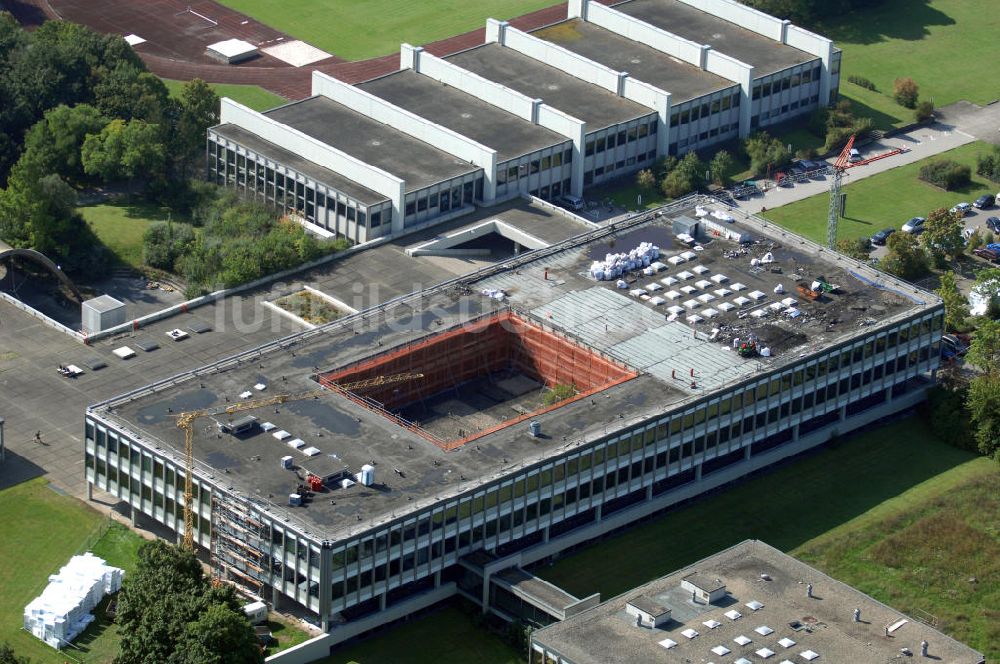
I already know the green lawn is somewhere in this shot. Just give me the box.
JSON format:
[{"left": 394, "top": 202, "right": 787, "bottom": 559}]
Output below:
[
  {"left": 321, "top": 605, "right": 522, "bottom": 664},
  {"left": 161, "top": 78, "right": 287, "bottom": 112},
  {"left": 815, "top": 0, "right": 1000, "bottom": 129},
  {"left": 537, "top": 418, "right": 998, "bottom": 661},
  {"left": 213, "top": 0, "right": 559, "bottom": 61},
  {"left": 761, "top": 141, "right": 999, "bottom": 244},
  {"left": 79, "top": 200, "right": 192, "bottom": 271},
  {"left": 0, "top": 479, "right": 144, "bottom": 663}
]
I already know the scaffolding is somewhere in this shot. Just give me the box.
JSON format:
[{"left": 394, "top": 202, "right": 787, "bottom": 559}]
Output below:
[{"left": 211, "top": 491, "right": 270, "bottom": 597}]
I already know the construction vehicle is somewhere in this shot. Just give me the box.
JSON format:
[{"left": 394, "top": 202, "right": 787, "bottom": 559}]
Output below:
[
  {"left": 827, "top": 134, "right": 908, "bottom": 249},
  {"left": 175, "top": 371, "right": 424, "bottom": 550}
]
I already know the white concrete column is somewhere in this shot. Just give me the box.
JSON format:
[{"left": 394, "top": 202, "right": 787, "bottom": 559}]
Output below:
[
  {"left": 86, "top": 482, "right": 93, "bottom": 501},
  {"left": 695, "top": 464, "right": 703, "bottom": 481},
  {"left": 738, "top": 65, "right": 755, "bottom": 139},
  {"left": 818, "top": 41, "right": 835, "bottom": 106},
  {"left": 567, "top": 0, "right": 588, "bottom": 20},
  {"left": 698, "top": 45, "right": 711, "bottom": 70},
  {"left": 400, "top": 43, "right": 423, "bottom": 72},
  {"left": 570, "top": 123, "right": 586, "bottom": 197},
  {"left": 486, "top": 19, "right": 508, "bottom": 45},
  {"left": 780, "top": 19, "right": 791, "bottom": 44}
]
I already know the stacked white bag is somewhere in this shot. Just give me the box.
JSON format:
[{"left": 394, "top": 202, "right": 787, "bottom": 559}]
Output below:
[
  {"left": 589, "top": 242, "right": 660, "bottom": 280},
  {"left": 23, "top": 552, "right": 124, "bottom": 649}
]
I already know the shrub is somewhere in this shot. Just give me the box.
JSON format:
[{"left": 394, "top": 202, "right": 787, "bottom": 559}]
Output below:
[
  {"left": 976, "top": 146, "right": 1000, "bottom": 183},
  {"left": 636, "top": 168, "right": 656, "bottom": 191},
  {"left": 143, "top": 221, "right": 195, "bottom": 271},
  {"left": 918, "top": 159, "right": 971, "bottom": 190},
  {"left": 893, "top": 77, "right": 919, "bottom": 108},
  {"left": 847, "top": 75, "right": 877, "bottom": 91},
  {"left": 743, "top": 131, "right": 790, "bottom": 176},
  {"left": 914, "top": 100, "right": 934, "bottom": 123}
]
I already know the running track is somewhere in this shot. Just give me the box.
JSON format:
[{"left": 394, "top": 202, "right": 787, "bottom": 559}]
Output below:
[{"left": 5, "top": 0, "right": 617, "bottom": 100}]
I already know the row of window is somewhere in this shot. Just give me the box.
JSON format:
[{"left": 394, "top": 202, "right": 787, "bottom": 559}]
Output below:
[
  {"left": 752, "top": 66, "right": 821, "bottom": 100},
  {"left": 670, "top": 94, "right": 740, "bottom": 128},
  {"left": 585, "top": 122, "right": 657, "bottom": 157},
  {"left": 497, "top": 149, "right": 573, "bottom": 186},
  {"left": 403, "top": 178, "right": 482, "bottom": 218},
  {"left": 583, "top": 151, "right": 657, "bottom": 186}
]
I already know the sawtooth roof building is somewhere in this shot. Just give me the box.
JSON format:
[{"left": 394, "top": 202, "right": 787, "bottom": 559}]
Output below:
[
  {"left": 85, "top": 196, "right": 943, "bottom": 651},
  {"left": 207, "top": 0, "right": 841, "bottom": 244}
]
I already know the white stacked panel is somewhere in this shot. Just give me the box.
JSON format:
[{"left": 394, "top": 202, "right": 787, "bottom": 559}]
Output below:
[{"left": 24, "top": 553, "right": 124, "bottom": 649}]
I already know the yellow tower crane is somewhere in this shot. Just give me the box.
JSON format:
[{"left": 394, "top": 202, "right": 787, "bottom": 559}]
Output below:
[{"left": 175, "top": 372, "right": 423, "bottom": 549}]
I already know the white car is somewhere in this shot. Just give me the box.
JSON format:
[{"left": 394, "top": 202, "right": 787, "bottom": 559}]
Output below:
[
  {"left": 950, "top": 202, "right": 972, "bottom": 216},
  {"left": 901, "top": 217, "right": 926, "bottom": 234}
]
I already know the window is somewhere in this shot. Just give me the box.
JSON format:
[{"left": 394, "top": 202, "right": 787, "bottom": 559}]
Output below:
[
  {"left": 791, "top": 74, "right": 801, "bottom": 87},
  {"left": 541, "top": 155, "right": 551, "bottom": 170},
  {"left": 616, "top": 130, "right": 626, "bottom": 144},
  {"left": 752, "top": 86, "right": 761, "bottom": 100},
  {"left": 711, "top": 99, "right": 721, "bottom": 114},
  {"left": 670, "top": 112, "right": 680, "bottom": 127},
  {"left": 596, "top": 137, "right": 606, "bottom": 153},
  {"left": 405, "top": 201, "right": 415, "bottom": 215},
  {"left": 586, "top": 141, "right": 595, "bottom": 156},
  {"left": 762, "top": 82, "right": 771, "bottom": 97},
  {"left": 680, "top": 109, "right": 690, "bottom": 124},
  {"left": 416, "top": 197, "right": 427, "bottom": 212},
  {"left": 721, "top": 95, "right": 732, "bottom": 111},
  {"left": 638, "top": 123, "right": 649, "bottom": 138},
  {"left": 530, "top": 160, "right": 540, "bottom": 175},
  {"left": 627, "top": 127, "right": 637, "bottom": 142}
]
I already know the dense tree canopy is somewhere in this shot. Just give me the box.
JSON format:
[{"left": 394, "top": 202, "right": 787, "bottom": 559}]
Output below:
[
  {"left": 115, "top": 540, "right": 261, "bottom": 664},
  {"left": 744, "top": 0, "right": 884, "bottom": 24}
]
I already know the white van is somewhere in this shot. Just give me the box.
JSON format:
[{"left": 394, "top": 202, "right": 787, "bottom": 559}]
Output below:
[
  {"left": 849, "top": 148, "right": 862, "bottom": 163},
  {"left": 558, "top": 194, "right": 586, "bottom": 211}
]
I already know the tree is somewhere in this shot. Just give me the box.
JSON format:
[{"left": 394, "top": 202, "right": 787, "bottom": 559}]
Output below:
[
  {"left": 19, "top": 104, "right": 107, "bottom": 183},
  {"left": 635, "top": 168, "right": 655, "bottom": 191},
  {"left": 709, "top": 149, "right": 734, "bottom": 185},
  {"left": 972, "top": 267, "right": 1000, "bottom": 319},
  {"left": 914, "top": 100, "right": 934, "bottom": 123},
  {"left": 661, "top": 168, "right": 694, "bottom": 199},
  {"left": 966, "top": 318, "right": 1000, "bottom": 370},
  {"left": 967, "top": 373, "right": 1000, "bottom": 460},
  {"left": 172, "top": 604, "right": 264, "bottom": 664},
  {"left": 893, "top": 77, "right": 919, "bottom": 108},
  {"left": 0, "top": 642, "right": 30, "bottom": 664},
  {"left": 174, "top": 79, "right": 220, "bottom": 173},
  {"left": 81, "top": 118, "right": 166, "bottom": 193},
  {"left": 743, "top": 131, "right": 789, "bottom": 176},
  {"left": 919, "top": 207, "right": 965, "bottom": 266},
  {"left": 880, "top": 231, "right": 929, "bottom": 281},
  {"left": 115, "top": 540, "right": 261, "bottom": 664},
  {"left": 835, "top": 237, "right": 870, "bottom": 261},
  {"left": 94, "top": 67, "right": 170, "bottom": 124},
  {"left": 937, "top": 271, "right": 969, "bottom": 332}
]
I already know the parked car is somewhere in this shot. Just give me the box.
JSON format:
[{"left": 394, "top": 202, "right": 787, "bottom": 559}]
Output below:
[
  {"left": 974, "top": 194, "right": 994, "bottom": 209},
  {"left": 870, "top": 228, "right": 896, "bottom": 246},
  {"left": 986, "top": 216, "right": 1000, "bottom": 233},
  {"left": 950, "top": 202, "right": 972, "bottom": 216},
  {"left": 902, "top": 216, "right": 926, "bottom": 234},
  {"left": 973, "top": 247, "right": 1000, "bottom": 262},
  {"left": 558, "top": 194, "right": 585, "bottom": 211},
  {"left": 849, "top": 148, "right": 862, "bottom": 163},
  {"left": 941, "top": 334, "right": 969, "bottom": 357}
]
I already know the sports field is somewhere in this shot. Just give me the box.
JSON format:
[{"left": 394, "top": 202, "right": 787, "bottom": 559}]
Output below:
[
  {"left": 762, "top": 141, "right": 999, "bottom": 244},
  {"left": 161, "top": 78, "right": 287, "bottom": 112},
  {"left": 817, "top": 0, "right": 1000, "bottom": 129},
  {"left": 213, "top": 0, "right": 558, "bottom": 61}
]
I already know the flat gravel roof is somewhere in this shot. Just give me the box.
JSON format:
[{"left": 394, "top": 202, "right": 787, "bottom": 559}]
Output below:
[
  {"left": 359, "top": 70, "right": 569, "bottom": 163},
  {"left": 532, "top": 20, "right": 735, "bottom": 103},
  {"left": 617, "top": 0, "right": 816, "bottom": 76},
  {"left": 447, "top": 44, "right": 652, "bottom": 131},
  {"left": 266, "top": 96, "right": 480, "bottom": 192}
]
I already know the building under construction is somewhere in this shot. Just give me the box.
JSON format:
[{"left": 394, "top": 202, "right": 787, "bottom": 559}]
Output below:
[{"left": 84, "top": 196, "right": 942, "bottom": 646}]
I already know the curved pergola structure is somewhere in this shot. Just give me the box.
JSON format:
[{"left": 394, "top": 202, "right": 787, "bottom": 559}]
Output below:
[{"left": 0, "top": 240, "right": 84, "bottom": 302}]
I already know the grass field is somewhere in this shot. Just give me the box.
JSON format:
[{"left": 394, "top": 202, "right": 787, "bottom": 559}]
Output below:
[
  {"left": 161, "top": 78, "right": 287, "bottom": 112},
  {"left": 537, "top": 418, "right": 999, "bottom": 661},
  {"left": 320, "top": 605, "right": 522, "bottom": 664},
  {"left": 0, "top": 479, "right": 145, "bottom": 663},
  {"left": 80, "top": 200, "right": 193, "bottom": 271},
  {"left": 213, "top": 0, "right": 558, "bottom": 61},
  {"left": 761, "top": 141, "right": 999, "bottom": 244},
  {"left": 815, "top": 0, "right": 1000, "bottom": 129}
]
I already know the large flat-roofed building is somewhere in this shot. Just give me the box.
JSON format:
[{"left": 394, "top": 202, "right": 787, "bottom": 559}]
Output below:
[
  {"left": 530, "top": 540, "right": 985, "bottom": 664},
  {"left": 208, "top": 0, "right": 840, "bottom": 243},
  {"left": 85, "top": 196, "right": 943, "bottom": 646}
]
